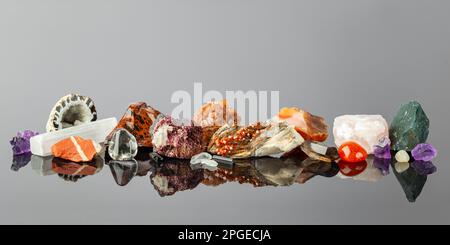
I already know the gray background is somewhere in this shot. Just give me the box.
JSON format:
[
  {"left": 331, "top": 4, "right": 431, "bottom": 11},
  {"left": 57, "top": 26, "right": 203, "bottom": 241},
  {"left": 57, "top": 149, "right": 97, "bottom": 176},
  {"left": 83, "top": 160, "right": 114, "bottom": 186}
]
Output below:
[{"left": 0, "top": 0, "right": 449, "bottom": 224}]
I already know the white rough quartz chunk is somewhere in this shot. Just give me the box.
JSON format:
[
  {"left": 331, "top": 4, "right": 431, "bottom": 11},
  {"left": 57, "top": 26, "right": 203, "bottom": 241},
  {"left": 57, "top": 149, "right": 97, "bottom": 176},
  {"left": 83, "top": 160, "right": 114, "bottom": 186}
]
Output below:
[
  {"left": 30, "top": 118, "right": 117, "bottom": 156},
  {"left": 333, "top": 115, "right": 389, "bottom": 154}
]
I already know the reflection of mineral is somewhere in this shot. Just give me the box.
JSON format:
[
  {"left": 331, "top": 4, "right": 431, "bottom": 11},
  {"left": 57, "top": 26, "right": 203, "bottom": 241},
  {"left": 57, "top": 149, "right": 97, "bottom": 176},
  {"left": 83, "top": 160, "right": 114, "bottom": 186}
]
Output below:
[
  {"left": 52, "top": 156, "right": 103, "bottom": 182},
  {"left": 151, "top": 116, "right": 204, "bottom": 159},
  {"left": 150, "top": 159, "right": 204, "bottom": 197},
  {"left": 208, "top": 122, "right": 304, "bottom": 158},
  {"left": 11, "top": 152, "right": 32, "bottom": 172},
  {"left": 202, "top": 162, "right": 266, "bottom": 187},
  {"left": 193, "top": 100, "right": 240, "bottom": 127},
  {"left": 392, "top": 162, "right": 427, "bottom": 202},
  {"left": 253, "top": 158, "right": 302, "bottom": 186},
  {"left": 108, "top": 160, "right": 138, "bottom": 186},
  {"left": 106, "top": 102, "right": 161, "bottom": 147}
]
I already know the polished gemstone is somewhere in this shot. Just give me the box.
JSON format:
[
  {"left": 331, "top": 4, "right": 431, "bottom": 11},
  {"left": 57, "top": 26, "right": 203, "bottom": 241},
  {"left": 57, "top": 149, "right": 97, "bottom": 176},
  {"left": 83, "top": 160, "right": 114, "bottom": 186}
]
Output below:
[
  {"left": 333, "top": 115, "right": 389, "bottom": 154},
  {"left": 389, "top": 101, "right": 430, "bottom": 151},
  {"left": 272, "top": 107, "right": 328, "bottom": 142},
  {"left": 338, "top": 141, "right": 368, "bottom": 163},
  {"left": 108, "top": 129, "right": 138, "bottom": 161},
  {"left": 411, "top": 161, "right": 437, "bottom": 176},
  {"left": 106, "top": 102, "right": 161, "bottom": 147},
  {"left": 411, "top": 143, "right": 437, "bottom": 161},
  {"left": 373, "top": 137, "right": 392, "bottom": 159},
  {"left": 51, "top": 136, "right": 101, "bottom": 162},
  {"left": 395, "top": 150, "right": 410, "bottom": 163},
  {"left": 10, "top": 130, "right": 40, "bottom": 155},
  {"left": 30, "top": 118, "right": 117, "bottom": 156}
]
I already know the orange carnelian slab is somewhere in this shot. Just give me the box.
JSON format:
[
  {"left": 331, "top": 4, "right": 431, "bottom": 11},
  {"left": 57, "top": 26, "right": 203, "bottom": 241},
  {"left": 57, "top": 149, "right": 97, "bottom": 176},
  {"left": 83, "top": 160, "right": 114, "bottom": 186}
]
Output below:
[
  {"left": 338, "top": 141, "right": 368, "bottom": 163},
  {"left": 273, "top": 107, "right": 329, "bottom": 142}
]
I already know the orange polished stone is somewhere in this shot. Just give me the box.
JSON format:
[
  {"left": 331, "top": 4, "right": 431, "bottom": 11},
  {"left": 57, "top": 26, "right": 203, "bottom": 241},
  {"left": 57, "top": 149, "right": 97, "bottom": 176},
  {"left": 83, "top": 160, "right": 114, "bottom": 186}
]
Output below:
[{"left": 338, "top": 141, "right": 368, "bottom": 163}]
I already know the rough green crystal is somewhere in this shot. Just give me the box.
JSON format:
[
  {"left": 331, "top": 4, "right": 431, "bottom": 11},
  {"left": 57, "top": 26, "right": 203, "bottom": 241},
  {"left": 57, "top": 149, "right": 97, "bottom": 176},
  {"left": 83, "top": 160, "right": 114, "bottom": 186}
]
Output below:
[{"left": 389, "top": 101, "right": 429, "bottom": 151}]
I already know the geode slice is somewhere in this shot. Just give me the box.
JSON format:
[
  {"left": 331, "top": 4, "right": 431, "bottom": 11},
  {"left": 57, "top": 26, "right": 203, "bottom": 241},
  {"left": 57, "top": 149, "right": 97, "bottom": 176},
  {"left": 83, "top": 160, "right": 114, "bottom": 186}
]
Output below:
[
  {"left": 390, "top": 101, "right": 430, "bottom": 151},
  {"left": 46, "top": 94, "right": 97, "bottom": 132},
  {"left": 272, "top": 107, "right": 329, "bottom": 142},
  {"left": 207, "top": 122, "right": 304, "bottom": 159},
  {"left": 106, "top": 102, "right": 161, "bottom": 147},
  {"left": 151, "top": 116, "right": 204, "bottom": 159}
]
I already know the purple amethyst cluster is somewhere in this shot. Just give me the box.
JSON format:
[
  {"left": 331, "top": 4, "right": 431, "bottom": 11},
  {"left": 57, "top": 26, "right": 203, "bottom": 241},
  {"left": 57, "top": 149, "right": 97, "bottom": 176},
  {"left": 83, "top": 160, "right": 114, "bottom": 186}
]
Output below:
[{"left": 10, "top": 130, "right": 39, "bottom": 155}]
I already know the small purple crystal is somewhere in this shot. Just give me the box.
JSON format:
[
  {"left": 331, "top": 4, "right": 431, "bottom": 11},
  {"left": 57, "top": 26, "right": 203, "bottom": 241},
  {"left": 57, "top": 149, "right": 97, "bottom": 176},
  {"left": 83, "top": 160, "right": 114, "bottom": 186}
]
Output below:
[
  {"left": 9, "top": 130, "right": 39, "bottom": 155},
  {"left": 373, "top": 157, "right": 390, "bottom": 176},
  {"left": 373, "top": 137, "right": 392, "bottom": 159},
  {"left": 411, "top": 161, "right": 437, "bottom": 176},
  {"left": 411, "top": 143, "right": 437, "bottom": 162}
]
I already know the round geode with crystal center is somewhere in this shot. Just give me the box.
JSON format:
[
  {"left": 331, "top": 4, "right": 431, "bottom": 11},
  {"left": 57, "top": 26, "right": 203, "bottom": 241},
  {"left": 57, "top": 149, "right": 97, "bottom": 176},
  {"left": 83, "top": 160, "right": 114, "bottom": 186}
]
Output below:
[{"left": 46, "top": 94, "right": 97, "bottom": 132}]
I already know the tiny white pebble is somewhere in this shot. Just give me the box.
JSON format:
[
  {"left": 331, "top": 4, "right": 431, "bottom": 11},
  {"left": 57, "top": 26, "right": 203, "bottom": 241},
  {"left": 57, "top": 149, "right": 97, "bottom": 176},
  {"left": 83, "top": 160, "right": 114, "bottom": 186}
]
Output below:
[{"left": 395, "top": 150, "right": 410, "bottom": 163}]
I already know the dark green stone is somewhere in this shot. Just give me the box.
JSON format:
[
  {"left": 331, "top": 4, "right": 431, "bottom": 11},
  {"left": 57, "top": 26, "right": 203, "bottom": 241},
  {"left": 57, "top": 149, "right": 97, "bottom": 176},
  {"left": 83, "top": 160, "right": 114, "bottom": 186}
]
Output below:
[{"left": 389, "top": 101, "right": 429, "bottom": 151}]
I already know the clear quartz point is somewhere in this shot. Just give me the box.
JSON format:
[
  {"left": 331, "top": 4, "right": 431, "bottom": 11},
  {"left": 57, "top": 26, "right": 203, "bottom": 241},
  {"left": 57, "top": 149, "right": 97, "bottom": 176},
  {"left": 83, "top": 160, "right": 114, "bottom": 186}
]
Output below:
[{"left": 108, "top": 129, "right": 138, "bottom": 161}]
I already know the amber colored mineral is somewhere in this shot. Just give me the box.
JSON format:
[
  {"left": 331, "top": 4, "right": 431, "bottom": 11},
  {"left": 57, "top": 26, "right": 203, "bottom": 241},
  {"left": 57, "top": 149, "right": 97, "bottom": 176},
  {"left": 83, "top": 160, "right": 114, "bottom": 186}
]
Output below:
[
  {"left": 193, "top": 100, "right": 239, "bottom": 127},
  {"left": 272, "top": 107, "right": 329, "bottom": 142},
  {"left": 106, "top": 102, "right": 161, "bottom": 147},
  {"left": 51, "top": 136, "right": 101, "bottom": 162}
]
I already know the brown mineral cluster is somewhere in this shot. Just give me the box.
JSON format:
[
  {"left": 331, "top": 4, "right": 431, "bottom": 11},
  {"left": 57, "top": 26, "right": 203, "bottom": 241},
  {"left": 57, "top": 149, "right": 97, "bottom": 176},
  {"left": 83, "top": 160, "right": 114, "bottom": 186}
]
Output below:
[
  {"left": 106, "top": 102, "right": 161, "bottom": 147},
  {"left": 272, "top": 107, "right": 329, "bottom": 142},
  {"left": 207, "top": 122, "right": 304, "bottom": 158}
]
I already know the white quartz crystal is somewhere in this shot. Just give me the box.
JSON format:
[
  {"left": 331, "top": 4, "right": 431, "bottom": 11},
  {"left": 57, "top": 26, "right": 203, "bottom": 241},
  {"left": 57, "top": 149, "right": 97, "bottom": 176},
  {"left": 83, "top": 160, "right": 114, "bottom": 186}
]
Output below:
[
  {"left": 333, "top": 115, "right": 389, "bottom": 154},
  {"left": 30, "top": 117, "right": 117, "bottom": 156}
]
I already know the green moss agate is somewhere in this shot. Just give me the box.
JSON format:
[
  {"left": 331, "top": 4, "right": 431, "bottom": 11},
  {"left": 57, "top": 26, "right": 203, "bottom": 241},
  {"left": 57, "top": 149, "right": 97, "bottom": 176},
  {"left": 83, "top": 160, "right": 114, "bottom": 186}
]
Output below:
[{"left": 389, "top": 101, "right": 429, "bottom": 151}]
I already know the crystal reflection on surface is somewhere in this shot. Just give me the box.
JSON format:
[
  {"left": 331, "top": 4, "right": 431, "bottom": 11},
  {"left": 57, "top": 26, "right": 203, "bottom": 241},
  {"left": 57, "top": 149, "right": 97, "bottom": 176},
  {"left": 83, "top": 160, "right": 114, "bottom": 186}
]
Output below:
[
  {"left": 11, "top": 152, "right": 32, "bottom": 172},
  {"left": 14, "top": 146, "right": 437, "bottom": 202},
  {"left": 28, "top": 154, "right": 104, "bottom": 182}
]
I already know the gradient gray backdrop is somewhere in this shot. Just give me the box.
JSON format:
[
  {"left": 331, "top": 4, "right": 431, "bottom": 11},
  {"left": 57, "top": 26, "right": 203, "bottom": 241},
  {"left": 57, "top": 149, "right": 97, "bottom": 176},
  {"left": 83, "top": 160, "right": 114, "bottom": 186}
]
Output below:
[{"left": 1, "top": 0, "right": 449, "bottom": 224}]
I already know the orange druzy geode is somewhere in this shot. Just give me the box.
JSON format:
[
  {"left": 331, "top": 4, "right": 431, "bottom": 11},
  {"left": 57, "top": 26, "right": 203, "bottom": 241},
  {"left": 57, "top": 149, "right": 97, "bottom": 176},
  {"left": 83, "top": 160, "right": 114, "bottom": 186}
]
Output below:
[{"left": 338, "top": 141, "right": 368, "bottom": 163}]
